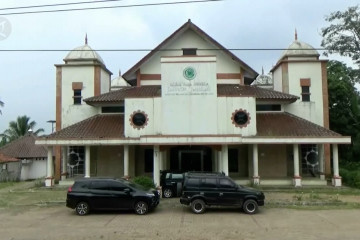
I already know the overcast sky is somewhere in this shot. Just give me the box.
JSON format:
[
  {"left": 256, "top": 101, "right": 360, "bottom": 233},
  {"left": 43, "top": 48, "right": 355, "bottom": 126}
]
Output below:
[{"left": 0, "top": 0, "right": 358, "bottom": 134}]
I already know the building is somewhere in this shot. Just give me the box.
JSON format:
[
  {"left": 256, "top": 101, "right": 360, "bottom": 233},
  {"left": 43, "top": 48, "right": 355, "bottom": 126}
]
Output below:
[
  {"left": 37, "top": 20, "right": 350, "bottom": 187},
  {"left": 0, "top": 133, "right": 48, "bottom": 181}
]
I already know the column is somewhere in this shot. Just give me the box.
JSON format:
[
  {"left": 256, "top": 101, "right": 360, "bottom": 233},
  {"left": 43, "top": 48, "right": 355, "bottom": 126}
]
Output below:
[
  {"left": 153, "top": 145, "right": 160, "bottom": 187},
  {"left": 252, "top": 144, "right": 260, "bottom": 185},
  {"left": 45, "top": 146, "right": 54, "bottom": 187},
  {"left": 217, "top": 150, "right": 222, "bottom": 173},
  {"left": 332, "top": 144, "right": 342, "bottom": 187},
  {"left": 293, "top": 144, "right": 302, "bottom": 187},
  {"left": 123, "top": 145, "right": 129, "bottom": 177},
  {"left": 318, "top": 144, "right": 325, "bottom": 180},
  {"left": 221, "top": 145, "right": 229, "bottom": 176},
  {"left": 61, "top": 146, "right": 68, "bottom": 180},
  {"left": 85, "top": 146, "right": 90, "bottom": 178}
]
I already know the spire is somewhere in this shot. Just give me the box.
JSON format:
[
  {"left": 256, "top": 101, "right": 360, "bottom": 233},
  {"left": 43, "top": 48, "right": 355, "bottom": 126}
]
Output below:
[
  {"left": 261, "top": 66, "right": 264, "bottom": 75},
  {"left": 119, "top": 69, "right": 121, "bottom": 76},
  {"left": 295, "top": 28, "right": 298, "bottom": 41},
  {"left": 85, "top": 33, "right": 88, "bottom": 45}
]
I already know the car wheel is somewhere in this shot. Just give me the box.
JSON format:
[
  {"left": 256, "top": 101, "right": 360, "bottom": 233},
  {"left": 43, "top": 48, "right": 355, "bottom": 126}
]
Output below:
[
  {"left": 191, "top": 199, "right": 206, "bottom": 214},
  {"left": 134, "top": 201, "right": 148, "bottom": 215},
  {"left": 163, "top": 188, "right": 173, "bottom": 198},
  {"left": 243, "top": 199, "right": 258, "bottom": 214},
  {"left": 75, "top": 201, "right": 90, "bottom": 216}
]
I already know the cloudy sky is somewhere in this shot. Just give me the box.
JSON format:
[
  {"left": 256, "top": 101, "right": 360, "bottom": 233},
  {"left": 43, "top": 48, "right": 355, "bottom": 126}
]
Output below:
[{"left": 0, "top": 0, "right": 358, "bottom": 134}]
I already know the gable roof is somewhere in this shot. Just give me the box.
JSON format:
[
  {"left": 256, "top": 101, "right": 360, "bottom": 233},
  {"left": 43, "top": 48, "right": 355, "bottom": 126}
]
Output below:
[
  {"left": 123, "top": 20, "right": 258, "bottom": 82},
  {"left": 84, "top": 85, "right": 299, "bottom": 104},
  {"left": 0, "top": 134, "right": 48, "bottom": 158}
]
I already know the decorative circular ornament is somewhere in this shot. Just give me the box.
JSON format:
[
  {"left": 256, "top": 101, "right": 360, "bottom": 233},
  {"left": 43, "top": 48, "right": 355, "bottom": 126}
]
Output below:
[
  {"left": 305, "top": 149, "right": 318, "bottom": 167},
  {"left": 129, "top": 110, "right": 149, "bottom": 129},
  {"left": 231, "top": 109, "right": 251, "bottom": 128},
  {"left": 183, "top": 66, "right": 196, "bottom": 80}
]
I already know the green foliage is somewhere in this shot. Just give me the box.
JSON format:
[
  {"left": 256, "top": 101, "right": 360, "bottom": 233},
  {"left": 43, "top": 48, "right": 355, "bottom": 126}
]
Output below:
[
  {"left": 327, "top": 60, "right": 360, "bottom": 163},
  {"left": 321, "top": 6, "right": 360, "bottom": 67},
  {"left": 132, "top": 176, "right": 155, "bottom": 189},
  {"left": 0, "top": 115, "right": 44, "bottom": 145},
  {"left": 340, "top": 163, "right": 360, "bottom": 188}
]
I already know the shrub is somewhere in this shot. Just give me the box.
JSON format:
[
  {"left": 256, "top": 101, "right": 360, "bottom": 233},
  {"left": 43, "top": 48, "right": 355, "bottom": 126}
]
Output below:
[
  {"left": 340, "top": 167, "right": 360, "bottom": 188},
  {"left": 132, "top": 176, "right": 155, "bottom": 189}
]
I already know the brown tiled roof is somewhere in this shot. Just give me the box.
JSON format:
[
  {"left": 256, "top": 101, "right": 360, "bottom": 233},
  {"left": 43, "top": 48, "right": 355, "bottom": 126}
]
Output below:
[
  {"left": 43, "top": 114, "right": 124, "bottom": 140},
  {"left": 123, "top": 20, "right": 258, "bottom": 82},
  {"left": 0, "top": 134, "right": 48, "bottom": 158},
  {"left": 0, "top": 153, "right": 18, "bottom": 163},
  {"left": 256, "top": 113, "right": 341, "bottom": 137},
  {"left": 85, "top": 85, "right": 298, "bottom": 104}
]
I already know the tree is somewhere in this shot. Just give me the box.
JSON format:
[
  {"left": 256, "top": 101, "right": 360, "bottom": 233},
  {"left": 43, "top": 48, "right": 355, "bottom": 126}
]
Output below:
[
  {"left": 327, "top": 60, "right": 360, "bottom": 162},
  {"left": 0, "top": 115, "right": 44, "bottom": 145},
  {"left": 321, "top": 5, "right": 360, "bottom": 68}
]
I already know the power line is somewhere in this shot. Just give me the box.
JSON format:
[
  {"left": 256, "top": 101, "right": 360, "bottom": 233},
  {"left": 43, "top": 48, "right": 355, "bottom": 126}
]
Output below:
[
  {"left": 0, "top": 0, "right": 126, "bottom": 11},
  {"left": 0, "top": 0, "right": 223, "bottom": 16},
  {"left": 0, "top": 48, "right": 335, "bottom": 52}
]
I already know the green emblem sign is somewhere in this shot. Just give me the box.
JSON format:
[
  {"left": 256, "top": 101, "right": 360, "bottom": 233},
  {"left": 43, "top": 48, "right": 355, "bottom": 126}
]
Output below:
[{"left": 183, "top": 66, "right": 196, "bottom": 80}]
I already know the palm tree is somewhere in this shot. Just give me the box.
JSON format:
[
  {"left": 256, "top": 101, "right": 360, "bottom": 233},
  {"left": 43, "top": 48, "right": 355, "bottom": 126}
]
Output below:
[{"left": 0, "top": 115, "right": 44, "bottom": 144}]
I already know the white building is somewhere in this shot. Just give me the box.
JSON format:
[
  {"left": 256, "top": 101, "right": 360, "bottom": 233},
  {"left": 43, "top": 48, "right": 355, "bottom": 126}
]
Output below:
[{"left": 37, "top": 20, "right": 350, "bottom": 187}]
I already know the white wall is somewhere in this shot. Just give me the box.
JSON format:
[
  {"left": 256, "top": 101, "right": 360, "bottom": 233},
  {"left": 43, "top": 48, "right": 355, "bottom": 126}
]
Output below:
[
  {"left": 20, "top": 159, "right": 46, "bottom": 180},
  {"left": 100, "top": 68, "right": 111, "bottom": 94}
]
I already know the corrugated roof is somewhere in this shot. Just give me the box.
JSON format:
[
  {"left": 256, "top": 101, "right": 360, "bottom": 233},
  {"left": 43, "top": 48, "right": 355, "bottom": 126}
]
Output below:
[
  {"left": 85, "top": 84, "right": 298, "bottom": 104},
  {"left": 43, "top": 114, "right": 124, "bottom": 140},
  {"left": 256, "top": 113, "right": 340, "bottom": 137},
  {"left": 0, "top": 134, "right": 48, "bottom": 158},
  {"left": 0, "top": 153, "right": 18, "bottom": 163}
]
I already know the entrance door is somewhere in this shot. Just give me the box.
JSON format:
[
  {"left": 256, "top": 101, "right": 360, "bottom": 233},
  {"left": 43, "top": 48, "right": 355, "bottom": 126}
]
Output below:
[{"left": 179, "top": 150, "right": 203, "bottom": 171}]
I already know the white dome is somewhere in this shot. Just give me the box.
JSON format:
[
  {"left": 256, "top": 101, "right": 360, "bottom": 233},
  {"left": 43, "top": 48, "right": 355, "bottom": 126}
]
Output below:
[
  {"left": 111, "top": 72, "right": 130, "bottom": 90},
  {"left": 64, "top": 44, "right": 104, "bottom": 64},
  {"left": 280, "top": 40, "right": 319, "bottom": 59}
]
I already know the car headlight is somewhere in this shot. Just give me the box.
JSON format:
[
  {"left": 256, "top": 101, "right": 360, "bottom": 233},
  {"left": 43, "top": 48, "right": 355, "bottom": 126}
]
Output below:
[{"left": 146, "top": 193, "right": 155, "bottom": 197}]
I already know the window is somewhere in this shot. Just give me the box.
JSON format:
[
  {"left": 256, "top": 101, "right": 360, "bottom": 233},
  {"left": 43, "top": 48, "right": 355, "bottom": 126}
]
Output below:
[
  {"left": 301, "top": 144, "right": 319, "bottom": 177},
  {"left": 256, "top": 104, "right": 281, "bottom": 111},
  {"left": 102, "top": 106, "right": 124, "bottom": 113},
  {"left": 201, "top": 178, "right": 217, "bottom": 188},
  {"left": 228, "top": 149, "right": 239, "bottom": 172},
  {"left": 144, "top": 149, "right": 153, "bottom": 173},
  {"left": 172, "top": 174, "right": 184, "bottom": 180},
  {"left": 130, "top": 111, "right": 149, "bottom": 129},
  {"left": 231, "top": 109, "right": 251, "bottom": 128},
  {"left": 300, "top": 78, "right": 311, "bottom": 102},
  {"left": 219, "top": 178, "right": 235, "bottom": 188},
  {"left": 68, "top": 146, "right": 85, "bottom": 176},
  {"left": 109, "top": 181, "right": 127, "bottom": 191},
  {"left": 73, "top": 89, "right": 82, "bottom": 104},
  {"left": 301, "top": 86, "right": 310, "bottom": 102},
  {"left": 90, "top": 181, "right": 109, "bottom": 190},
  {"left": 183, "top": 48, "right": 197, "bottom": 55}
]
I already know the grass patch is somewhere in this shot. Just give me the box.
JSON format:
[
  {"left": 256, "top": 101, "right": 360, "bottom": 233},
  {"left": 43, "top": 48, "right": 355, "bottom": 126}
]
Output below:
[{"left": 0, "top": 182, "right": 16, "bottom": 190}]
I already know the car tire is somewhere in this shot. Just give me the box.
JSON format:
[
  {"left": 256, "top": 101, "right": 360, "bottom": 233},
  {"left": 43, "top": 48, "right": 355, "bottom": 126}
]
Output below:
[
  {"left": 75, "top": 201, "right": 90, "bottom": 216},
  {"left": 243, "top": 199, "right": 258, "bottom": 214},
  {"left": 191, "top": 199, "right": 206, "bottom": 214},
  {"left": 163, "top": 188, "right": 173, "bottom": 198},
  {"left": 134, "top": 201, "right": 148, "bottom": 215}
]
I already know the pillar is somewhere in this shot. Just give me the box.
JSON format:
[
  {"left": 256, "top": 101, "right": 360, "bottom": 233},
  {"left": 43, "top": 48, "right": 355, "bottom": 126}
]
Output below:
[
  {"left": 293, "top": 144, "right": 302, "bottom": 187},
  {"left": 61, "top": 146, "right": 68, "bottom": 180},
  {"left": 221, "top": 145, "right": 229, "bottom": 176},
  {"left": 45, "top": 146, "right": 54, "bottom": 187},
  {"left": 318, "top": 144, "right": 325, "bottom": 180},
  {"left": 124, "top": 145, "right": 129, "bottom": 177},
  {"left": 153, "top": 145, "right": 160, "bottom": 187},
  {"left": 252, "top": 144, "right": 260, "bottom": 185},
  {"left": 217, "top": 150, "right": 222, "bottom": 173},
  {"left": 332, "top": 144, "right": 342, "bottom": 187},
  {"left": 85, "top": 146, "right": 90, "bottom": 178}
]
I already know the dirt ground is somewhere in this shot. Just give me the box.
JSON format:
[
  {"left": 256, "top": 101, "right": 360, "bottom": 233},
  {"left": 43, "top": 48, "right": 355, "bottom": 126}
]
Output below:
[{"left": 1, "top": 198, "right": 360, "bottom": 240}]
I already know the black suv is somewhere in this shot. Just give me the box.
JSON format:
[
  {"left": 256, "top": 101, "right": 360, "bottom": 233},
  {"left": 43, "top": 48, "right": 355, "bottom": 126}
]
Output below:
[
  {"left": 180, "top": 173, "right": 265, "bottom": 214},
  {"left": 66, "top": 178, "right": 160, "bottom": 215},
  {"left": 160, "top": 170, "right": 185, "bottom": 198}
]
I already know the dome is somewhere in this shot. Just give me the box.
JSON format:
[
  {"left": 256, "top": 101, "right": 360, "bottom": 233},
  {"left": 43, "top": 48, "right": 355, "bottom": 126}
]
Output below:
[
  {"left": 64, "top": 43, "right": 104, "bottom": 64},
  {"left": 251, "top": 68, "right": 273, "bottom": 88},
  {"left": 280, "top": 40, "right": 319, "bottom": 59},
  {"left": 111, "top": 71, "right": 130, "bottom": 90}
]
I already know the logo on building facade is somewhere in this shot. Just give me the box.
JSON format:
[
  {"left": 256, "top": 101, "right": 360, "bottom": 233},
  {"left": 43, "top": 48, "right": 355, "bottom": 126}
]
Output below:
[{"left": 183, "top": 66, "right": 196, "bottom": 80}]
